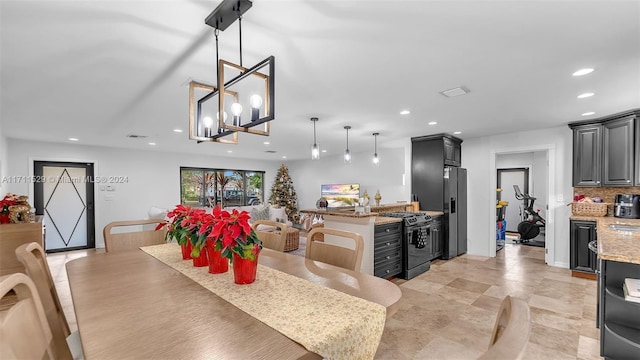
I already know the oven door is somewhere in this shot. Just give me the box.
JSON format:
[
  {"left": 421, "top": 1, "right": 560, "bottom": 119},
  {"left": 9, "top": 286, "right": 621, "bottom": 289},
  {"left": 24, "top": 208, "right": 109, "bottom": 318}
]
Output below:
[{"left": 406, "top": 225, "right": 431, "bottom": 270}]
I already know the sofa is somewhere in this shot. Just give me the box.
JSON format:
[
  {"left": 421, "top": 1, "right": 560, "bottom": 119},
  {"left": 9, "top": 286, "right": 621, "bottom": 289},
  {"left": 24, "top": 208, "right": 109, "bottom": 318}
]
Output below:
[{"left": 224, "top": 204, "right": 293, "bottom": 230}]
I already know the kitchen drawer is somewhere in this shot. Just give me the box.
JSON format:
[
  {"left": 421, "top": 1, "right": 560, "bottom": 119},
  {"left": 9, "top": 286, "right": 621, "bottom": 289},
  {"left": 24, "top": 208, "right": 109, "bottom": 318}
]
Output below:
[
  {"left": 374, "top": 246, "right": 402, "bottom": 264},
  {"left": 374, "top": 235, "right": 401, "bottom": 252},
  {"left": 374, "top": 259, "right": 402, "bottom": 278},
  {"left": 375, "top": 223, "right": 402, "bottom": 236}
]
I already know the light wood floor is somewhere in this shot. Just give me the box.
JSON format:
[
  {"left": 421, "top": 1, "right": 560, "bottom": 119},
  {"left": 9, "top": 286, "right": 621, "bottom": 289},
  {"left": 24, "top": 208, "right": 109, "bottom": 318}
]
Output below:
[{"left": 47, "top": 244, "right": 602, "bottom": 359}]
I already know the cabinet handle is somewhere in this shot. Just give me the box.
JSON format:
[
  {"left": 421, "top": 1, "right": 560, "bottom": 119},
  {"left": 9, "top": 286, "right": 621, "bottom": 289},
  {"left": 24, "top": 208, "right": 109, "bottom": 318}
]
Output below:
[
  {"left": 596, "top": 181, "right": 600, "bottom": 184},
  {"left": 386, "top": 242, "right": 391, "bottom": 246},
  {"left": 627, "top": 180, "right": 631, "bottom": 183},
  {"left": 386, "top": 255, "right": 391, "bottom": 260},
  {"left": 385, "top": 269, "right": 390, "bottom": 273},
  {"left": 385, "top": 229, "right": 390, "bottom": 232}
]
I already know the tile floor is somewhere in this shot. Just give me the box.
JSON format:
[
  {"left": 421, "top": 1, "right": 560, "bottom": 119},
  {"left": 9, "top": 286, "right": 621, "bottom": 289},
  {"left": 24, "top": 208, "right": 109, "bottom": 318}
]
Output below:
[{"left": 46, "top": 244, "right": 602, "bottom": 359}]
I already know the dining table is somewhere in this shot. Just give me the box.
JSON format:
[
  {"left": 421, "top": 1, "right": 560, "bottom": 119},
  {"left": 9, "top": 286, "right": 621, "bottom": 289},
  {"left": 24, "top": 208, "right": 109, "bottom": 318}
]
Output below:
[{"left": 65, "top": 243, "right": 402, "bottom": 360}]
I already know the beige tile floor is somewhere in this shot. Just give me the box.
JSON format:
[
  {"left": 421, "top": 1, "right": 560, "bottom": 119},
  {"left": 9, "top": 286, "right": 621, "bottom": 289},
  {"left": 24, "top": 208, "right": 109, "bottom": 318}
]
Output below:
[{"left": 46, "top": 244, "right": 602, "bottom": 359}]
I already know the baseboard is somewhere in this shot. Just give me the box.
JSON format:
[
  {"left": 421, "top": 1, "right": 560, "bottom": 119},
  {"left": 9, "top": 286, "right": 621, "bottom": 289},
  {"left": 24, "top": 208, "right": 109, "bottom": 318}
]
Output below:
[
  {"left": 554, "top": 261, "right": 570, "bottom": 269},
  {"left": 572, "top": 271, "right": 596, "bottom": 280}
]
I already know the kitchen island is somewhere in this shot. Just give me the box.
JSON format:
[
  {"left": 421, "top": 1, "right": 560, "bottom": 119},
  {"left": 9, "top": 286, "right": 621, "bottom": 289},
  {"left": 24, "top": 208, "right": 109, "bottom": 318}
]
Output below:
[{"left": 593, "top": 216, "right": 640, "bottom": 359}]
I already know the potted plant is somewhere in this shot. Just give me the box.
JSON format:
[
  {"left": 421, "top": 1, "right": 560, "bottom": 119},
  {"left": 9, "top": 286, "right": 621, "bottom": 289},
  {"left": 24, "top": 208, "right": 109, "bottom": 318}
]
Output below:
[
  {"left": 158, "top": 205, "right": 209, "bottom": 266},
  {"left": 207, "top": 206, "right": 262, "bottom": 284}
]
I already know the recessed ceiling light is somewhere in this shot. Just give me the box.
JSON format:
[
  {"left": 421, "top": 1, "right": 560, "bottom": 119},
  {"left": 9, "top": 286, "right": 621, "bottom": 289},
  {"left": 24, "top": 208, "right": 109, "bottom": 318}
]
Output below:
[
  {"left": 573, "top": 68, "right": 594, "bottom": 76},
  {"left": 68, "top": 137, "right": 79, "bottom": 141},
  {"left": 148, "top": 142, "right": 156, "bottom": 146},
  {"left": 440, "top": 86, "right": 470, "bottom": 97},
  {"left": 282, "top": 156, "right": 287, "bottom": 159},
  {"left": 400, "top": 110, "right": 411, "bottom": 115},
  {"left": 173, "top": 129, "right": 183, "bottom": 133},
  {"left": 581, "top": 112, "right": 595, "bottom": 116},
  {"left": 227, "top": 150, "right": 232, "bottom": 153},
  {"left": 577, "top": 92, "right": 594, "bottom": 99},
  {"left": 321, "top": 150, "right": 327, "bottom": 153},
  {"left": 428, "top": 121, "right": 437, "bottom": 125},
  {"left": 263, "top": 141, "right": 270, "bottom": 145},
  {"left": 453, "top": 131, "right": 462, "bottom": 135}
]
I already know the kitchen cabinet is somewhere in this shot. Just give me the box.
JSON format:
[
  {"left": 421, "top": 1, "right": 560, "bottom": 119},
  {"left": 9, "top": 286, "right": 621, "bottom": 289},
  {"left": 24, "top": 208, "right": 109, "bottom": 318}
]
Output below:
[
  {"left": 569, "top": 109, "right": 638, "bottom": 187},
  {"left": 443, "top": 137, "right": 462, "bottom": 167},
  {"left": 598, "top": 260, "right": 640, "bottom": 359},
  {"left": 373, "top": 222, "right": 402, "bottom": 278},
  {"left": 0, "top": 217, "right": 44, "bottom": 276},
  {"left": 570, "top": 220, "right": 597, "bottom": 274},
  {"left": 430, "top": 216, "right": 443, "bottom": 260}
]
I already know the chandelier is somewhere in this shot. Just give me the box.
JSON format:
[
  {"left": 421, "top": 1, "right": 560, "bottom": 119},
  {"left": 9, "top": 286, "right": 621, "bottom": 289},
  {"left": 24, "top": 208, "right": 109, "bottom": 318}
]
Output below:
[{"left": 189, "top": 0, "right": 275, "bottom": 143}]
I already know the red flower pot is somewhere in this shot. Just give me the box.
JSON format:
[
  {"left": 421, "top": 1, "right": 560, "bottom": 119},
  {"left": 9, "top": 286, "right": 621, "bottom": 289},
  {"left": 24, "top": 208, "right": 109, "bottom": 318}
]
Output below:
[
  {"left": 192, "top": 248, "right": 208, "bottom": 267},
  {"left": 0, "top": 213, "right": 10, "bottom": 224},
  {"left": 206, "top": 245, "right": 228, "bottom": 274},
  {"left": 232, "top": 248, "right": 260, "bottom": 285},
  {"left": 181, "top": 241, "right": 193, "bottom": 260}
]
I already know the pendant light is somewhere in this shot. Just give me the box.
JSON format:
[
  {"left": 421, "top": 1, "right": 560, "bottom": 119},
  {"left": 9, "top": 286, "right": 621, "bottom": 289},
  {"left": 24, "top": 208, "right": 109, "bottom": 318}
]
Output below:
[
  {"left": 344, "top": 125, "right": 352, "bottom": 163},
  {"left": 372, "top": 132, "right": 380, "bottom": 165},
  {"left": 311, "top": 117, "right": 320, "bottom": 160}
]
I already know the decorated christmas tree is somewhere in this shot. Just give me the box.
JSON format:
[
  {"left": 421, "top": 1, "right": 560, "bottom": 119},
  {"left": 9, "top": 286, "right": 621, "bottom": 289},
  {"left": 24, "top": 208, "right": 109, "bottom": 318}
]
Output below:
[{"left": 269, "top": 164, "right": 300, "bottom": 223}]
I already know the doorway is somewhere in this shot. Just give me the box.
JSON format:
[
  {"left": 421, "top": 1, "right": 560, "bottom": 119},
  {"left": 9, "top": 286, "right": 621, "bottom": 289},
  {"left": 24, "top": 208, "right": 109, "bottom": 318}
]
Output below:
[
  {"left": 497, "top": 168, "right": 529, "bottom": 233},
  {"left": 33, "top": 161, "right": 95, "bottom": 252}
]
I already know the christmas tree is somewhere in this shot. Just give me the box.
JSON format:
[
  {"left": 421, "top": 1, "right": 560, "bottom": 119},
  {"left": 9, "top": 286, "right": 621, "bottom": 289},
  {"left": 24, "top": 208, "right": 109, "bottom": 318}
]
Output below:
[{"left": 269, "top": 164, "right": 300, "bottom": 223}]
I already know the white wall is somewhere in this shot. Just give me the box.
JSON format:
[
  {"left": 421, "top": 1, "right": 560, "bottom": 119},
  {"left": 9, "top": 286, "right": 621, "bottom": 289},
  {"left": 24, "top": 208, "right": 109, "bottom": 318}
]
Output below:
[
  {"left": 463, "top": 125, "right": 573, "bottom": 268},
  {"left": 496, "top": 151, "right": 548, "bottom": 220},
  {"left": 286, "top": 146, "right": 411, "bottom": 209},
  {"left": 5, "top": 138, "right": 280, "bottom": 248},
  {"left": 0, "top": 121, "right": 7, "bottom": 197}
]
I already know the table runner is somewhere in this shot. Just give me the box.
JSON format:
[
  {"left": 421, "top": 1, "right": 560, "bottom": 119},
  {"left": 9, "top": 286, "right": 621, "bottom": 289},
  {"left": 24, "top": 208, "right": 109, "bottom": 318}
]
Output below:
[{"left": 141, "top": 243, "right": 386, "bottom": 360}]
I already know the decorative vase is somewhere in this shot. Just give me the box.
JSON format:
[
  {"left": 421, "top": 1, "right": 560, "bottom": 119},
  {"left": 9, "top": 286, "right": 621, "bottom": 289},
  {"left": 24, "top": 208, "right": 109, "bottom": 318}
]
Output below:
[
  {"left": 374, "top": 190, "right": 382, "bottom": 206},
  {"left": 180, "top": 241, "right": 193, "bottom": 260},
  {"left": 192, "top": 248, "right": 208, "bottom": 267},
  {"left": 232, "top": 248, "right": 261, "bottom": 284},
  {"left": 206, "top": 244, "right": 228, "bottom": 274}
]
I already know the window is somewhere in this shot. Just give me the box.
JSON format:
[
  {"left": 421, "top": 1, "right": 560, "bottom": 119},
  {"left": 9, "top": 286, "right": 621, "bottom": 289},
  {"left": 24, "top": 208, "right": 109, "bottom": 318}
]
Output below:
[{"left": 180, "top": 167, "right": 264, "bottom": 208}]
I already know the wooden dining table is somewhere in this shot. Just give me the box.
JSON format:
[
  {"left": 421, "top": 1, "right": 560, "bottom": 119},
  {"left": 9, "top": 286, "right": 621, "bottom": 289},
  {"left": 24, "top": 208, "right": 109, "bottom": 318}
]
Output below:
[{"left": 66, "top": 246, "right": 402, "bottom": 360}]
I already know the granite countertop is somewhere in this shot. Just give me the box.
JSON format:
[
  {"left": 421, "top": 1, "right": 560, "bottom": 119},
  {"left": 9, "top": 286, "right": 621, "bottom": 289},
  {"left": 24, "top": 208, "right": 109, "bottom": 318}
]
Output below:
[
  {"left": 592, "top": 216, "right": 640, "bottom": 264},
  {"left": 374, "top": 217, "right": 403, "bottom": 225},
  {"left": 423, "top": 211, "right": 445, "bottom": 217},
  {"left": 299, "top": 209, "right": 378, "bottom": 218}
]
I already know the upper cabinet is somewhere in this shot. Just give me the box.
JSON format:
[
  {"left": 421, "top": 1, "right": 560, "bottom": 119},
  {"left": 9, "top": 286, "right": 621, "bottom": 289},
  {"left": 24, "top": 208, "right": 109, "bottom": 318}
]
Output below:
[{"left": 569, "top": 110, "right": 639, "bottom": 187}]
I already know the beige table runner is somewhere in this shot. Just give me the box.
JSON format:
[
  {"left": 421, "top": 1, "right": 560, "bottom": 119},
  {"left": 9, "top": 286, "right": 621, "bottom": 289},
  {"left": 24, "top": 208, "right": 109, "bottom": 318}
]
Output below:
[{"left": 141, "top": 243, "right": 386, "bottom": 360}]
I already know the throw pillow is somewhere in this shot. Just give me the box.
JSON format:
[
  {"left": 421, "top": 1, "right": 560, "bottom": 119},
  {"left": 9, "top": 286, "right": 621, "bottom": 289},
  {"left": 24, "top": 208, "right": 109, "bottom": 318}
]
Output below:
[{"left": 250, "top": 206, "right": 270, "bottom": 222}]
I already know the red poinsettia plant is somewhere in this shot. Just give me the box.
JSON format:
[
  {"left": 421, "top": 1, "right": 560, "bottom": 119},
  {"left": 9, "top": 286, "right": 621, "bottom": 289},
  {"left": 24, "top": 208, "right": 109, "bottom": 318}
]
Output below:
[
  {"left": 158, "top": 204, "right": 262, "bottom": 261},
  {"left": 204, "top": 206, "right": 262, "bottom": 261}
]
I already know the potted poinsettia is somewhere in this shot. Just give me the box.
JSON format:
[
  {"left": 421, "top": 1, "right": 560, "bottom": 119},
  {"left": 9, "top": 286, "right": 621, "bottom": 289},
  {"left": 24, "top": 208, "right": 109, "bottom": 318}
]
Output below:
[
  {"left": 158, "top": 205, "right": 209, "bottom": 266},
  {"left": 206, "top": 205, "right": 262, "bottom": 284}
]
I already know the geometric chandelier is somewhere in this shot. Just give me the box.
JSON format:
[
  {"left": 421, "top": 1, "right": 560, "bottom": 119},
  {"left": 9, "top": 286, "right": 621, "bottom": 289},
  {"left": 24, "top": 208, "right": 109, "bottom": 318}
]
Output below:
[{"left": 189, "top": 0, "right": 275, "bottom": 143}]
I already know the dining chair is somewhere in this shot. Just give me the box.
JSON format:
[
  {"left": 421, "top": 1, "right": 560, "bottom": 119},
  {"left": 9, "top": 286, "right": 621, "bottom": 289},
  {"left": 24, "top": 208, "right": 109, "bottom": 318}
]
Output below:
[
  {"left": 15, "top": 242, "right": 83, "bottom": 360},
  {"left": 103, "top": 219, "right": 168, "bottom": 252},
  {"left": 252, "top": 220, "right": 289, "bottom": 252},
  {"left": 305, "top": 227, "right": 364, "bottom": 272},
  {"left": 478, "top": 295, "right": 531, "bottom": 360},
  {"left": 0, "top": 272, "right": 58, "bottom": 360}
]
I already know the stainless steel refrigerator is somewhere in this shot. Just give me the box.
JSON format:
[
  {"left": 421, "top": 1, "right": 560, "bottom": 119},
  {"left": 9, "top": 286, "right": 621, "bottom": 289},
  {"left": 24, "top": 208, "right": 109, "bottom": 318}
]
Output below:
[{"left": 442, "top": 167, "right": 467, "bottom": 259}]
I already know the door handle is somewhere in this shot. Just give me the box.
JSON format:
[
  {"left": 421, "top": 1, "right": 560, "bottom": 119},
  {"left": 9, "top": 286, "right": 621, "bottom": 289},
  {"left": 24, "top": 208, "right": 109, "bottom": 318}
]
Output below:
[{"left": 451, "top": 197, "right": 456, "bottom": 214}]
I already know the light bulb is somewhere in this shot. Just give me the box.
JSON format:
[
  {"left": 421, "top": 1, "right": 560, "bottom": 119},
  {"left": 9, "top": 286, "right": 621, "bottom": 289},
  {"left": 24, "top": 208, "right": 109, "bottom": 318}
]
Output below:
[
  {"left": 216, "top": 111, "right": 228, "bottom": 122},
  {"left": 311, "top": 144, "right": 320, "bottom": 160},
  {"left": 203, "top": 116, "right": 214, "bottom": 128},
  {"left": 250, "top": 95, "right": 263, "bottom": 109},
  {"left": 373, "top": 154, "right": 379, "bottom": 164},
  {"left": 231, "top": 102, "right": 243, "bottom": 116},
  {"left": 344, "top": 149, "right": 351, "bottom": 163}
]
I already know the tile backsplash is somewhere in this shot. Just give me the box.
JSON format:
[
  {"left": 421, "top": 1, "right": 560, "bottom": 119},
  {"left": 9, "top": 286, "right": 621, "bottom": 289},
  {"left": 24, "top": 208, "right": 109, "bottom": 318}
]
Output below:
[{"left": 573, "top": 187, "right": 640, "bottom": 216}]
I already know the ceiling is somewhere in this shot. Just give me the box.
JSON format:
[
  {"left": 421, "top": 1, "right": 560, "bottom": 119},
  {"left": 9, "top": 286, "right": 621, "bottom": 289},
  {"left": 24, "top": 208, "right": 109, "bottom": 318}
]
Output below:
[{"left": 1, "top": 0, "right": 639, "bottom": 161}]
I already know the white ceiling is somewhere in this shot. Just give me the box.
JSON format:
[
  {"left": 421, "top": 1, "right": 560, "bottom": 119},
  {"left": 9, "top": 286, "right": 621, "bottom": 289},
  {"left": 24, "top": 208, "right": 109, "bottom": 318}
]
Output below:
[{"left": 2, "top": 0, "right": 639, "bottom": 161}]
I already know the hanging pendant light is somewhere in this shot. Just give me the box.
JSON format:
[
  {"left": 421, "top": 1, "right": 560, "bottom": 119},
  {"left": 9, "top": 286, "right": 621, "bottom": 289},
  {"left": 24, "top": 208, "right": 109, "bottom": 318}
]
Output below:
[
  {"left": 372, "top": 132, "right": 380, "bottom": 165},
  {"left": 311, "top": 117, "right": 320, "bottom": 160},
  {"left": 344, "top": 125, "right": 352, "bottom": 163}
]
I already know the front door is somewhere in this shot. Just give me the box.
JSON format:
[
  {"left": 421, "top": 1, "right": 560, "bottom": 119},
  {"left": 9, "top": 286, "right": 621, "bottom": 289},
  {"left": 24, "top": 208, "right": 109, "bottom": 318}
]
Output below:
[{"left": 34, "top": 161, "right": 95, "bottom": 252}]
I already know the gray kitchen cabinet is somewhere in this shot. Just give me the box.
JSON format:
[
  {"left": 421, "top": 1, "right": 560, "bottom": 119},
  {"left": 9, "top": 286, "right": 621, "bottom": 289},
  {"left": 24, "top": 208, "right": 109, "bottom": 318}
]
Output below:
[
  {"left": 603, "top": 116, "right": 635, "bottom": 186},
  {"left": 598, "top": 259, "right": 640, "bottom": 358},
  {"left": 572, "top": 124, "right": 602, "bottom": 187},
  {"left": 430, "top": 216, "right": 443, "bottom": 260},
  {"left": 569, "top": 109, "right": 638, "bottom": 187},
  {"left": 570, "top": 220, "right": 597, "bottom": 274},
  {"left": 374, "top": 222, "right": 403, "bottom": 278}
]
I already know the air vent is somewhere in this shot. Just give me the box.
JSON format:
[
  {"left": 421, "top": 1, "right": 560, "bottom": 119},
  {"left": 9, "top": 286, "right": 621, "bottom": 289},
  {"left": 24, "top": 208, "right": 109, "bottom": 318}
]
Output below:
[
  {"left": 440, "top": 86, "right": 470, "bottom": 97},
  {"left": 126, "top": 134, "right": 148, "bottom": 139},
  {"left": 265, "top": 150, "right": 277, "bottom": 153}
]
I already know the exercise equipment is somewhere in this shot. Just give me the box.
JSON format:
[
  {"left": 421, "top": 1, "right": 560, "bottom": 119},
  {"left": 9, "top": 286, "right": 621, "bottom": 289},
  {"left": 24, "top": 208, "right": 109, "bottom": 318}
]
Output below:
[{"left": 513, "top": 185, "right": 545, "bottom": 242}]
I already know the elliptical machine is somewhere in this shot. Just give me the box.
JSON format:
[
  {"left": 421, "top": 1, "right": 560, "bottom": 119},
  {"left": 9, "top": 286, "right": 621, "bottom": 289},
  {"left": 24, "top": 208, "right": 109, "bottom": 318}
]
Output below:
[{"left": 513, "top": 185, "right": 545, "bottom": 242}]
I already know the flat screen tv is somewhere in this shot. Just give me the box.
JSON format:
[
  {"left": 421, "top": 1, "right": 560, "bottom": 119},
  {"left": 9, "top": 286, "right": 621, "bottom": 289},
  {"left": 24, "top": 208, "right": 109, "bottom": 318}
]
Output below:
[{"left": 321, "top": 183, "right": 360, "bottom": 207}]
